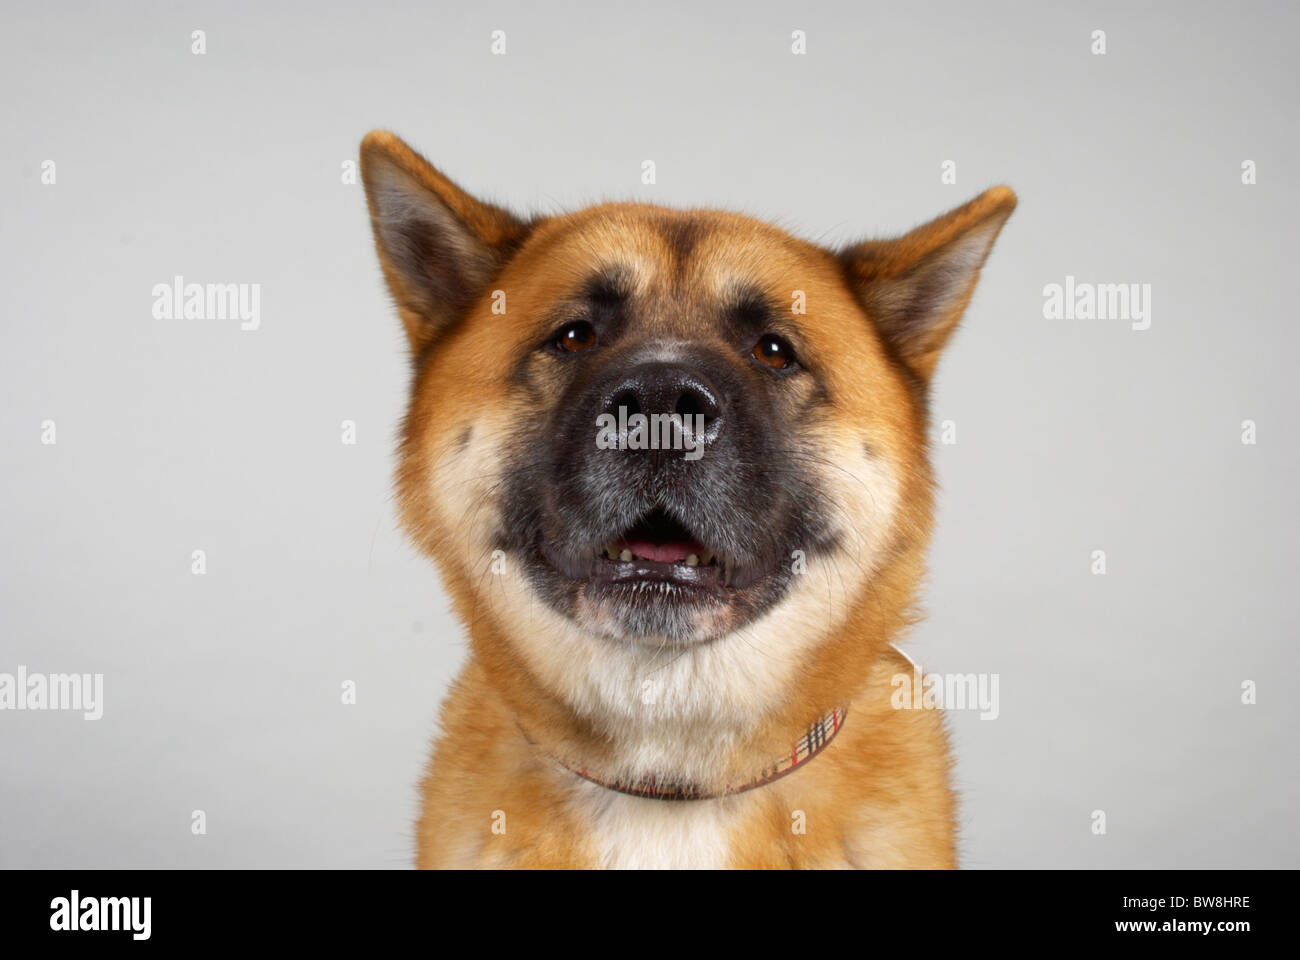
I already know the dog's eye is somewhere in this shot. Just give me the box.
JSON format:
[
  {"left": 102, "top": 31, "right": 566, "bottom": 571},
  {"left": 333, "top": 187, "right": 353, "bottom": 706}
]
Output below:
[
  {"left": 752, "top": 334, "right": 796, "bottom": 370},
  {"left": 555, "top": 321, "right": 597, "bottom": 353}
]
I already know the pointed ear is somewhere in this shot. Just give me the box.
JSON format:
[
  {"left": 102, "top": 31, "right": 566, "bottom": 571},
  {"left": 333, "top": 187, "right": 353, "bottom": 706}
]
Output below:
[
  {"left": 840, "top": 186, "right": 1016, "bottom": 382},
  {"left": 360, "top": 130, "right": 530, "bottom": 355}
]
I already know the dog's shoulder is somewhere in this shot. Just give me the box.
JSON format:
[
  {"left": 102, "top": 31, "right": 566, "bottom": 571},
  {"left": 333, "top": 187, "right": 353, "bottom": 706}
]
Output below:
[{"left": 414, "top": 659, "right": 598, "bottom": 868}]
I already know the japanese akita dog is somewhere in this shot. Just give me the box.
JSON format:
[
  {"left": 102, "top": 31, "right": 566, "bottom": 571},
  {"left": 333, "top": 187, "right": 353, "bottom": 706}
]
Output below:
[{"left": 360, "top": 130, "right": 1015, "bottom": 868}]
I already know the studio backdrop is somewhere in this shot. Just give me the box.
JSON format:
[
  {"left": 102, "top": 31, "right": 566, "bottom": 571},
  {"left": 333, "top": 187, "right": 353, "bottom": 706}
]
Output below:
[{"left": 1, "top": 0, "right": 1296, "bottom": 868}]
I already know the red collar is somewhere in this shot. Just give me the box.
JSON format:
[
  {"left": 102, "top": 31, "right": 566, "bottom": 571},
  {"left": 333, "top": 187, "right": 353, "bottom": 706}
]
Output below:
[{"left": 548, "top": 706, "right": 847, "bottom": 801}]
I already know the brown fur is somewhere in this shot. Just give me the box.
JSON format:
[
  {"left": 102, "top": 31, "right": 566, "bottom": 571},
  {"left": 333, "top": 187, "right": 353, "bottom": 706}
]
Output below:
[{"left": 360, "top": 130, "right": 1015, "bottom": 869}]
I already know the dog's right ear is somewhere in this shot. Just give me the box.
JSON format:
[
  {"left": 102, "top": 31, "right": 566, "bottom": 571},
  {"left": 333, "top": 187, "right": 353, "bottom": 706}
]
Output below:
[{"left": 360, "top": 131, "right": 529, "bottom": 355}]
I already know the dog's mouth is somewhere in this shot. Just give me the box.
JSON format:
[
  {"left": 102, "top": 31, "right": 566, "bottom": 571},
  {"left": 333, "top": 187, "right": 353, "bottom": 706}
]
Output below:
[
  {"left": 539, "top": 507, "right": 737, "bottom": 598},
  {"left": 601, "top": 508, "right": 718, "bottom": 569},
  {"left": 590, "top": 507, "right": 726, "bottom": 592}
]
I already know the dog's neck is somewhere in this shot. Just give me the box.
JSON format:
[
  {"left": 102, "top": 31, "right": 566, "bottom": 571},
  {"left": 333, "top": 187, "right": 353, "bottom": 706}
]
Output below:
[
  {"left": 470, "top": 561, "right": 921, "bottom": 793},
  {"left": 497, "top": 643, "right": 866, "bottom": 796},
  {"left": 530, "top": 704, "right": 848, "bottom": 800}
]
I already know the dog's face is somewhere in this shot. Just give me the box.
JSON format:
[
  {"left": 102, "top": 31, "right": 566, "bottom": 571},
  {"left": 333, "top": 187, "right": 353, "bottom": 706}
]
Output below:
[
  {"left": 496, "top": 208, "right": 851, "bottom": 646},
  {"left": 361, "top": 131, "right": 1013, "bottom": 721}
]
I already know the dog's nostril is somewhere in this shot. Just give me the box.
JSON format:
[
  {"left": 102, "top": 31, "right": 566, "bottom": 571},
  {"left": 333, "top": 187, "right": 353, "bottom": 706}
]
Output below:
[
  {"left": 611, "top": 389, "right": 641, "bottom": 418},
  {"left": 674, "top": 388, "right": 717, "bottom": 423}
]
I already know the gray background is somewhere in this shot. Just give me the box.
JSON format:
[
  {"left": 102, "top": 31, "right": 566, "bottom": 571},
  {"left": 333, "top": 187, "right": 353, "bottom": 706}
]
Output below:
[{"left": 1, "top": 0, "right": 1296, "bottom": 869}]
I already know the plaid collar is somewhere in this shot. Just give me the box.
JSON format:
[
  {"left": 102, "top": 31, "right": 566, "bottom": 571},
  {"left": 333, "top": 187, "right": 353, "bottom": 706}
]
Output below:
[{"left": 548, "top": 706, "right": 847, "bottom": 801}]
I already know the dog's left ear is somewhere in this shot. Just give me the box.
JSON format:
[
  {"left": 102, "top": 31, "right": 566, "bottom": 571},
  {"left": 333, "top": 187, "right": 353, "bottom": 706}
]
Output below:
[
  {"left": 840, "top": 186, "right": 1017, "bottom": 382},
  {"left": 360, "top": 130, "right": 530, "bottom": 355}
]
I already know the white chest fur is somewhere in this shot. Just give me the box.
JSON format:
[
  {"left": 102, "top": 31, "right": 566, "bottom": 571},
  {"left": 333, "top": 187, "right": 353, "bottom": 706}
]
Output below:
[{"left": 572, "top": 782, "right": 736, "bottom": 869}]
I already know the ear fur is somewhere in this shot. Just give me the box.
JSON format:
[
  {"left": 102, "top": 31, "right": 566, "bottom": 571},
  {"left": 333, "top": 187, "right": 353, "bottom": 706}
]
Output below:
[
  {"left": 360, "top": 130, "right": 530, "bottom": 355},
  {"left": 840, "top": 186, "right": 1017, "bottom": 382}
]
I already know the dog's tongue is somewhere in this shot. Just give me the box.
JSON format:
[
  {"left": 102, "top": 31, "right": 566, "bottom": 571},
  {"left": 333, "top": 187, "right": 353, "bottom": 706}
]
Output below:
[{"left": 618, "top": 538, "right": 700, "bottom": 563}]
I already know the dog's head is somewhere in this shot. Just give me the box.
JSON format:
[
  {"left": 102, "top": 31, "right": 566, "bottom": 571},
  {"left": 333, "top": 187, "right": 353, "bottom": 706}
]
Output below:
[{"left": 361, "top": 131, "right": 1014, "bottom": 726}]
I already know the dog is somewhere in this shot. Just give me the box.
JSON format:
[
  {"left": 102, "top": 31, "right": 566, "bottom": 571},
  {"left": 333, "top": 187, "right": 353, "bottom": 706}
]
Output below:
[{"left": 359, "top": 130, "right": 1015, "bottom": 868}]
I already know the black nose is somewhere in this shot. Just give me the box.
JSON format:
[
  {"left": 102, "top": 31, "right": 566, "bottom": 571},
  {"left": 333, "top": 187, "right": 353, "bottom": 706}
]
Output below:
[{"left": 604, "top": 362, "right": 723, "bottom": 439}]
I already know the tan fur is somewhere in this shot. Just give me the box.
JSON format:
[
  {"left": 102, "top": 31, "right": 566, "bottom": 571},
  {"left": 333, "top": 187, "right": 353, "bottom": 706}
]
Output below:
[{"left": 360, "top": 130, "right": 1015, "bottom": 869}]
